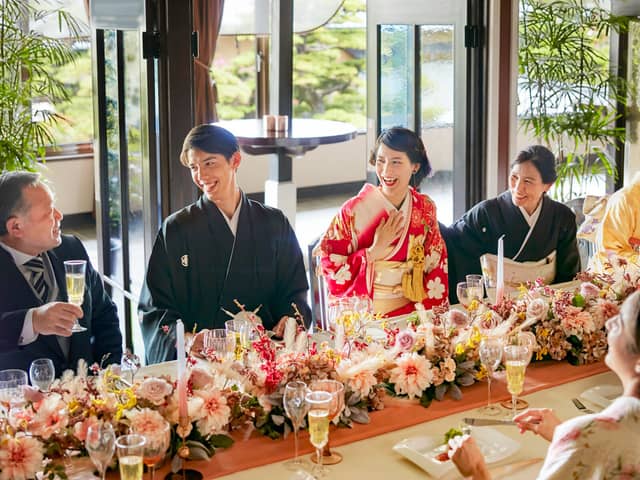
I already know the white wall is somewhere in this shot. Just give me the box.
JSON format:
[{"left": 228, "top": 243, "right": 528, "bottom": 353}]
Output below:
[{"left": 37, "top": 158, "right": 95, "bottom": 215}]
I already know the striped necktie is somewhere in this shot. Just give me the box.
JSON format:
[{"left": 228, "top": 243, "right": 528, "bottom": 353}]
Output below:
[{"left": 23, "top": 255, "right": 50, "bottom": 302}]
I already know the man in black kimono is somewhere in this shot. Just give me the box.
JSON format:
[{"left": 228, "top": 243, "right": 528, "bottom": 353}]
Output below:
[
  {"left": 139, "top": 124, "right": 311, "bottom": 364},
  {"left": 441, "top": 145, "right": 580, "bottom": 303}
]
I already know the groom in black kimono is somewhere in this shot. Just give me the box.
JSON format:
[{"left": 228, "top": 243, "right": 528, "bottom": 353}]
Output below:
[{"left": 139, "top": 124, "right": 311, "bottom": 364}]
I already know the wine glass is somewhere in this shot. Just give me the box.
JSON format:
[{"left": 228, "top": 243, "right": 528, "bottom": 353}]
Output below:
[
  {"left": 283, "top": 381, "right": 310, "bottom": 471},
  {"left": 465, "top": 275, "right": 484, "bottom": 302},
  {"left": 477, "top": 338, "right": 502, "bottom": 416},
  {"left": 86, "top": 423, "right": 116, "bottom": 480},
  {"left": 29, "top": 358, "right": 55, "bottom": 392},
  {"left": 116, "top": 434, "right": 145, "bottom": 480},
  {"left": 0, "top": 369, "right": 28, "bottom": 413},
  {"left": 456, "top": 282, "right": 471, "bottom": 309},
  {"left": 309, "top": 379, "right": 345, "bottom": 465},
  {"left": 305, "top": 390, "right": 332, "bottom": 478},
  {"left": 503, "top": 345, "right": 529, "bottom": 419},
  {"left": 63, "top": 260, "right": 87, "bottom": 333},
  {"left": 136, "top": 421, "right": 171, "bottom": 480}
]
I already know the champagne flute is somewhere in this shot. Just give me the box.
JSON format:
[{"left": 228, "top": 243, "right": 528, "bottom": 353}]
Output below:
[
  {"left": 136, "top": 421, "right": 171, "bottom": 480},
  {"left": 283, "top": 381, "right": 310, "bottom": 471},
  {"left": 309, "top": 379, "right": 345, "bottom": 465},
  {"left": 86, "top": 423, "right": 116, "bottom": 480},
  {"left": 477, "top": 338, "right": 502, "bottom": 415},
  {"left": 29, "top": 358, "right": 55, "bottom": 392},
  {"left": 63, "top": 260, "right": 87, "bottom": 333},
  {"left": 305, "top": 391, "right": 332, "bottom": 478},
  {"left": 225, "top": 319, "right": 250, "bottom": 360},
  {"left": 503, "top": 345, "right": 529, "bottom": 418},
  {"left": 116, "top": 434, "right": 145, "bottom": 480}
]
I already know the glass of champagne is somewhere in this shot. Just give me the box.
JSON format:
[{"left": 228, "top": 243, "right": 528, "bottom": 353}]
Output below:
[
  {"left": 137, "top": 421, "right": 171, "bottom": 480},
  {"left": 29, "top": 358, "right": 55, "bottom": 392},
  {"left": 0, "top": 369, "right": 28, "bottom": 413},
  {"left": 503, "top": 345, "right": 529, "bottom": 418},
  {"left": 225, "top": 319, "right": 250, "bottom": 360},
  {"left": 305, "top": 390, "right": 332, "bottom": 478},
  {"left": 283, "top": 381, "right": 310, "bottom": 471},
  {"left": 63, "top": 260, "right": 87, "bottom": 333},
  {"left": 309, "top": 379, "right": 345, "bottom": 465},
  {"left": 116, "top": 434, "right": 145, "bottom": 480},
  {"left": 477, "top": 338, "right": 502, "bottom": 415},
  {"left": 86, "top": 423, "right": 116, "bottom": 480}
]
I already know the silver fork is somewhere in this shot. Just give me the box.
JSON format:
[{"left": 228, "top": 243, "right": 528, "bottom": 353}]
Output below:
[{"left": 572, "top": 397, "right": 595, "bottom": 414}]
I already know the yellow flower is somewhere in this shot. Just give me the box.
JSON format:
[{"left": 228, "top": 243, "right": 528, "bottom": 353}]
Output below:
[
  {"left": 475, "top": 364, "right": 488, "bottom": 380},
  {"left": 468, "top": 299, "right": 479, "bottom": 312},
  {"left": 455, "top": 343, "right": 465, "bottom": 356}
]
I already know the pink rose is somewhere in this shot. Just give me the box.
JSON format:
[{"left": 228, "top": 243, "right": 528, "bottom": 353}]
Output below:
[
  {"left": 448, "top": 309, "right": 469, "bottom": 328},
  {"left": 395, "top": 330, "right": 416, "bottom": 352},
  {"left": 580, "top": 282, "right": 600, "bottom": 298},
  {"left": 136, "top": 377, "right": 173, "bottom": 406},
  {"left": 189, "top": 366, "right": 215, "bottom": 390},
  {"left": 526, "top": 298, "right": 549, "bottom": 322}
]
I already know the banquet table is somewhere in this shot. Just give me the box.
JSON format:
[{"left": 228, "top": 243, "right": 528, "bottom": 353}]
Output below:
[{"left": 127, "top": 360, "right": 615, "bottom": 480}]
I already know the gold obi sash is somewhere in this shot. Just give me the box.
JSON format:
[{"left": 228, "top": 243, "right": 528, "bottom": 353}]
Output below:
[{"left": 373, "top": 234, "right": 426, "bottom": 315}]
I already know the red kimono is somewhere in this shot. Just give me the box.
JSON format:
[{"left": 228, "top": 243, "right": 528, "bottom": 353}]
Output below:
[{"left": 318, "top": 184, "right": 449, "bottom": 317}]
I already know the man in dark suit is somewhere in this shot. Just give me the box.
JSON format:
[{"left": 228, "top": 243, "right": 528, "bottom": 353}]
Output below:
[{"left": 0, "top": 171, "right": 122, "bottom": 375}]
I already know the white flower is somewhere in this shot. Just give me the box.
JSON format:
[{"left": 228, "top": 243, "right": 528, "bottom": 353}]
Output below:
[
  {"left": 335, "top": 356, "right": 383, "bottom": 398},
  {"left": 0, "top": 434, "right": 44, "bottom": 480},
  {"left": 389, "top": 352, "right": 433, "bottom": 399},
  {"left": 192, "top": 389, "right": 231, "bottom": 436},
  {"left": 126, "top": 408, "right": 167, "bottom": 438},
  {"left": 526, "top": 298, "right": 549, "bottom": 322},
  {"left": 332, "top": 264, "right": 352, "bottom": 285},
  {"left": 427, "top": 277, "right": 445, "bottom": 300},
  {"left": 329, "top": 253, "right": 347, "bottom": 266},
  {"left": 423, "top": 251, "right": 441, "bottom": 271}
]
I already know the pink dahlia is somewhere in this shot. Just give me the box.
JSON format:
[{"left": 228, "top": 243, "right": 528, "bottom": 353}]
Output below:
[
  {"left": 193, "top": 389, "right": 231, "bottom": 436},
  {"left": 389, "top": 352, "right": 433, "bottom": 399},
  {"left": 0, "top": 435, "right": 44, "bottom": 480}
]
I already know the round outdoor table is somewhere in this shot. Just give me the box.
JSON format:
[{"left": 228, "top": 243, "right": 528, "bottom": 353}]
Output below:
[{"left": 213, "top": 118, "right": 357, "bottom": 225}]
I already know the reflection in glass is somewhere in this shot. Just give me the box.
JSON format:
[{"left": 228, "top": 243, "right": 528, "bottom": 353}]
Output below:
[{"left": 379, "top": 24, "right": 413, "bottom": 130}]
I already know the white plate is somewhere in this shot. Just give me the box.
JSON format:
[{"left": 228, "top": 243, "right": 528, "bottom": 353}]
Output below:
[
  {"left": 393, "top": 427, "right": 520, "bottom": 479},
  {"left": 580, "top": 384, "right": 622, "bottom": 410}
]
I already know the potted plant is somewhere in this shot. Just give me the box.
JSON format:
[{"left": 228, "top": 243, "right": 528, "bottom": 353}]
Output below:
[
  {"left": 0, "top": 0, "right": 84, "bottom": 172},
  {"left": 518, "top": 0, "right": 628, "bottom": 202}
]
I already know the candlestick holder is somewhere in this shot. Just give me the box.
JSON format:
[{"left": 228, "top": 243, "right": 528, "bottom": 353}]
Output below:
[{"left": 164, "top": 418, "right": 203, "bottom": 480}]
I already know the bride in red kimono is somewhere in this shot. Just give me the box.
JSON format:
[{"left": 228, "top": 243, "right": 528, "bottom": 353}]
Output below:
[{"left": 317, "top": 127, "right": 449, "bottom": 317}]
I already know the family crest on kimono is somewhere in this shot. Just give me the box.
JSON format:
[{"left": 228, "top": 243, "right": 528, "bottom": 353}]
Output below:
[
  {"left": 139, "top": 125, "right": 311, "bottom": 364},
  {"left": 441, "top": 145, "right": 580, "bottom": 302},
  {"left": 317, "top": 127, "right": 449, "bottom": 317}
]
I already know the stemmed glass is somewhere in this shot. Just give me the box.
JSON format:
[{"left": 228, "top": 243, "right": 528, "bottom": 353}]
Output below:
[
  {"left": 29, "top": 358, "right": 55, "bottom": 392},
  {"left": 86, "top": 423, "right": 116, "bottom": 480},
  {"left": 283, "top": 381, "right": 310, "bottom": 471},
  {"left": 503, "top": 345, "right": 529, "bottom": 418},
  {"left": 305, "top": 390, "right": 332, "bottom": 478},
  {"left": 137, "top": 421, "right": 171, "bottom": 480},
  {"left": 225, "top": 319, "right": 250, "bottom": 360},
  {"left": 63, "top": 259, "right": 87, "bottom": 332},
  {"left": 477, "top": 338, "right": 502, "bottom": 415},
  {"left": 116, "top": 434, "right": 146, "bottom": 480},
  {"left": 0, "top": 369, "right": 28, "bottom": 413},
  {"left": 456, "top": 281, "right": 472, "bottom": 310},
  {"left": 309, "top": 379, "right": 345, "bottom": 465},
  {"left": 465, "top": 275, "right": 485, "bottom": 302}
]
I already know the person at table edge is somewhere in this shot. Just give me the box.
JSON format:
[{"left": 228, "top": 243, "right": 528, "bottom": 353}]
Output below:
[
  {"left": 589, "top": 170, "right": 640, "bottom": 272},
  {"left": 139, "top": 124, "right": 311, "bottom": 364},
  {"left": 451, "top": 290, "right": 640, "bottom": 479},
  {"left": 0, "top": 171, "right": 122, "bottom": 375},
  {"left": 316, "top": 127, "right": 448, "bottom": 317},
  {"left": 441, "top": 145, "right": 580, "bottom": 302}
]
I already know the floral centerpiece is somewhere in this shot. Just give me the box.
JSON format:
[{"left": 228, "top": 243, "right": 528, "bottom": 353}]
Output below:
[{"left": 2, "top": 259, "right": 638, "bottom": 479}]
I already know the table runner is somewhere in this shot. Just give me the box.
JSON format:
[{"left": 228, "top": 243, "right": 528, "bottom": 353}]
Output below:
[{"left": 149, "top": 360, "right": 608, "bottom": 479}]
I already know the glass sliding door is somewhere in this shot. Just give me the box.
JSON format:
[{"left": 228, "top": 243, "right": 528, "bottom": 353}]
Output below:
[
  {"left": 92, "top": 0, "right": 158, "bottom": 361},
  {"left": 368, "top": 0, "right": 469, "bottom": 223}
]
